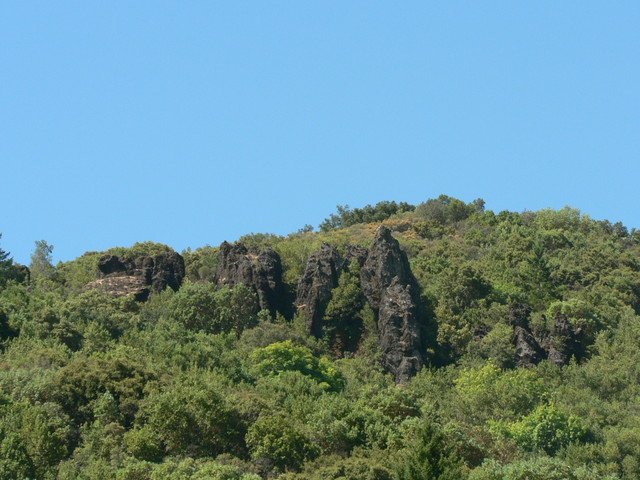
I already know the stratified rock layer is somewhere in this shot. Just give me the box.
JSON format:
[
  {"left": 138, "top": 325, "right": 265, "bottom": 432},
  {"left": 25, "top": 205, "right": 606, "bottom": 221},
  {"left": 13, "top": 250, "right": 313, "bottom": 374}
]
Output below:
[{"left": 215, "top": 242, "right": 286, "bottom": 317}]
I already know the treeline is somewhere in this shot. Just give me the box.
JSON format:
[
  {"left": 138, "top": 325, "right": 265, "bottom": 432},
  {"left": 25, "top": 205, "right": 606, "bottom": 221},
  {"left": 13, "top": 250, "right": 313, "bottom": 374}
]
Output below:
[{"left": 1, "top": 197, "right": 640, "bottom": 479}]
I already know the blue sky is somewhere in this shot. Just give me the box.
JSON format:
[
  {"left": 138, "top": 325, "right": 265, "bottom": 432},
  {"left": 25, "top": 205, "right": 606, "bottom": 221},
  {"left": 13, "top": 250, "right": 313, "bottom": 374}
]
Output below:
[{"left": 2, "top": 2, "right": 639, "bottom": 265}]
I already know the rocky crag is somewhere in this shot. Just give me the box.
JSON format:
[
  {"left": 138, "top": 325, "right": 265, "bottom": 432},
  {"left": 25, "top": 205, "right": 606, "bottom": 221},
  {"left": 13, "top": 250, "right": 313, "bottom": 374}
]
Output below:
[
  {"left": 295, "top": 243, "right": 342, "bottom": 338},
  {"left": 360, "top": 226, "right": 424, "bottom": 382},
  {"left": 214, "top": 241, "right": 288, "bottom": 318},
  {"left": 509, "top": 303, "right": 582, "bottom": 367},
  {"left": 84, "top": 252, "right": 185, "bottom": 301},
  {"left": 296, "top": 226, "right": 425, "bottom": 382}
]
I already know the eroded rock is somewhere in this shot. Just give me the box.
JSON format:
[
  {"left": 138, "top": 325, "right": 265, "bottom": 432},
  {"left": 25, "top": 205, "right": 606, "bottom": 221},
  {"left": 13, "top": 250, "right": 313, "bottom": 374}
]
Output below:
[
  {"left": 296, "top": 244, "right": 341, "bottom": 337},
  {"left": 512, "top": 325, "right": 546, "bottom": 368},
  {"left": 541, "top": 313, "right": 582, "bottom": 367},
  {"left": 361, "top": 226, "right": 424, "bottom": 382},
  {"left": 378, "top": 277, "right": 424, "bottom": 382},
  {"left": 343, "top": 245, "right": 368, "bottom": 270},
  {"left": 508, "top": 303, "right": 545, "bottom": 367},
  {"left": 508, "top": 303, "right": 580, "bottom": 368},
  {"left": 215, "top": 241, "right": 286, "bottom": 317},
  {"left": 84, "top": 251, "right": 185, "bottom": 301},
  {"left": 84, "top": 276, "right": 149, "bottom": 301}
]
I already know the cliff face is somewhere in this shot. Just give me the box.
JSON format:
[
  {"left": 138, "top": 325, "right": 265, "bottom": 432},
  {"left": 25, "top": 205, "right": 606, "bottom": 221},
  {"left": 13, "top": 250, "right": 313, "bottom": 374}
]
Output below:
[
  {"left": 214, "top": 242, "right": 287, "bottom": 317},
  {"left": 84, "top": 252, "right": 185, "bottom": 301}
]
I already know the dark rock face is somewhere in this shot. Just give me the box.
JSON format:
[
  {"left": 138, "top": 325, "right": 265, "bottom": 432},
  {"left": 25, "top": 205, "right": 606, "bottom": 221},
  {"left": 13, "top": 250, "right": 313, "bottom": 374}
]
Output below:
[
  {"left": 378, "top": 278, "right": 424, "bottom": 383},
  {"left": 97, "top": 255, "right": 133, "bottom": 276},
  {"left": 293, "top": 228, "right": 426, "bottom": 381},
  {"left": 509, "top": 303, "right": 545, "bottom": 367},
  {"left": 296, "top": 244, "right": 342, "bottom": 337},
  {"left": 512, "top": 326, "right": 546, "bottom": 368},
  {"left": 215, "top": 241, "right": 286, "bottom": 317},
  {"left": 361, "top": 226, "right": 424, "bottom": 382},
  {"left": 508, "top": 303, "right": 580, "bottom": 367},
  {"left": 541, "top": 313, "right": 582, "bottom": 367},
  {"left": 343, "top": 245, "right": 369, "bottom": 269},
  {"left": 143, "top": 252, "right": 185, "bottom": 293},
  {"left": 84, "top": 252, "right": 185, "bottom": 301},
  {"left": 361, "top": 227, "right": 416, "bottom": 311}
]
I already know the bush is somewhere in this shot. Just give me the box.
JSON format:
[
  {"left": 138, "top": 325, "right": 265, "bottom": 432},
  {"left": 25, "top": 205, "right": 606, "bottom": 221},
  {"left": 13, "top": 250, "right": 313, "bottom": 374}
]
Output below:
[{"left": 250, "top": 340, "right": 344, "bottom": 392}]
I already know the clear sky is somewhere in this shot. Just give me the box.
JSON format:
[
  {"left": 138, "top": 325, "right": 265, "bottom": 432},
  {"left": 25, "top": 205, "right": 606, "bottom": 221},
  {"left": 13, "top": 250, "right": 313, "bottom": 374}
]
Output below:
[{"left": 2, "top": 2, "right": 639, "bottom": 265}]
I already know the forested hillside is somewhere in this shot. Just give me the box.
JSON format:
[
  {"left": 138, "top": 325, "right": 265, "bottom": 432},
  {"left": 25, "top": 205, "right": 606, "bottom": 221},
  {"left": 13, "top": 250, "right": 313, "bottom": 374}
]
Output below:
[{"left": 2, "top": 196, "right": 640, "bottom": 479}]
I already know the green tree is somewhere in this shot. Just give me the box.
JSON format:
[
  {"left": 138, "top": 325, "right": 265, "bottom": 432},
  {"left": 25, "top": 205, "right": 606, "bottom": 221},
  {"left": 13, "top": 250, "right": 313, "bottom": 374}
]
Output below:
[
  {"left": 250, "top": 340, "right": 344, "bottom": 391},
  {"left": 454, "top": 362, "right": 547, "bottom": 423},
  {"left": 30, "top": 239, "right": 55, "bottom": 281},
  {"left": 490, "top": 404, "right": 588, "bottom": 454},
  {"left": 246, "top": 414, "right": 318, "bottom": 472},
  {"left": 0, "top": 432, "right": 35, "bottom": 480},
  {"left": 166, "top": 282, "right": 259, "bottom": 334},
  {"left": 132, "top": 376, "right": 243, "bottom": 458},
  {"left": 322, "top": 263, "right": 366, "bottom": 353},
  {"left": 0, "top": 398, "right": 72, "bottom": 479},
  {"left": 395, "top": 421, "right": 464, "bottom": 480},
  {"left": 0, "top": 235, "right": 21, "bottom": 289},
  {"left": 468, "top": 457, "right": 617, "bottom": 480}
]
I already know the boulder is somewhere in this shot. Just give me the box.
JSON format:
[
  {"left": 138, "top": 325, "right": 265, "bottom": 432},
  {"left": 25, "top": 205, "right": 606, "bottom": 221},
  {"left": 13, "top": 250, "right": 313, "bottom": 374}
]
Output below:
[
  {"left": 296, "top": 244, "right": 342, "bottom": 337},
  {"left": 143, "top": 252, "right": 185, "bottom": 293},
  {"left": 361, "top": 226, "right": 416, "bottom": 311},
  {"left": 97, "top": 255, "right": 134, "bottom": 276},
  {"left": 215, "top": 241, "right": 286, "bottom": 317}
]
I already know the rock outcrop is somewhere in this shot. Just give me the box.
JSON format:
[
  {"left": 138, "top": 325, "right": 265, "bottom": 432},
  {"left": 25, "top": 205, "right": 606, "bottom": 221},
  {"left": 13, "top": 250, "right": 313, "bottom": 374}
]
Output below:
[
  {"left": 295, "top": 244, "right": 342, "bottom": 337},
  {"left": 85, "top": 276, "right": 149, "bottom": 301},
  {"left": 361, "top": 226, "right": 424, "bottom": 382},
  {"left": 84, "top": 252, "right": 185, "bottom": 301},
  {"left": 294, "top": 229, "right": 425, "bottom": 382},
  {"left": 343, "top": 244, "right": 369, "bottom": 269},
  {"left": 214, "top": 242, "right": 287, "bottom": 317},
  {"left": 509, "top": 303, "right": 546, "bottom": 367},
  {"left": 508, "top": 303, "right": 581, "bottom": 367},
  {"left": 512, "top": 325, "right": 546, "bottom": 368},
  {"left": 540, "top": 313, "right": 582, "bottom": 367},
  {"left": 377, "top": 277, "right": 424, "bottom": 382}
]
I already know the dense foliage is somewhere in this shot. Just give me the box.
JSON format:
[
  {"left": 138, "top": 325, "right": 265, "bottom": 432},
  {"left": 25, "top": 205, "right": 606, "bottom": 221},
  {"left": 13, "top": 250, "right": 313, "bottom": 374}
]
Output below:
[{"left": 2, "top": 196, "right": 640, "bottom": 479}]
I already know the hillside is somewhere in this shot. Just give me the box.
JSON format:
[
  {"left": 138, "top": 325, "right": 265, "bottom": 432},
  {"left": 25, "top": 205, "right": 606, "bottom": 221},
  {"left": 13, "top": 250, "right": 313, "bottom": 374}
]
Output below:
[{"left": 1, "top": 195, "right": 640, "bottom": 479}]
